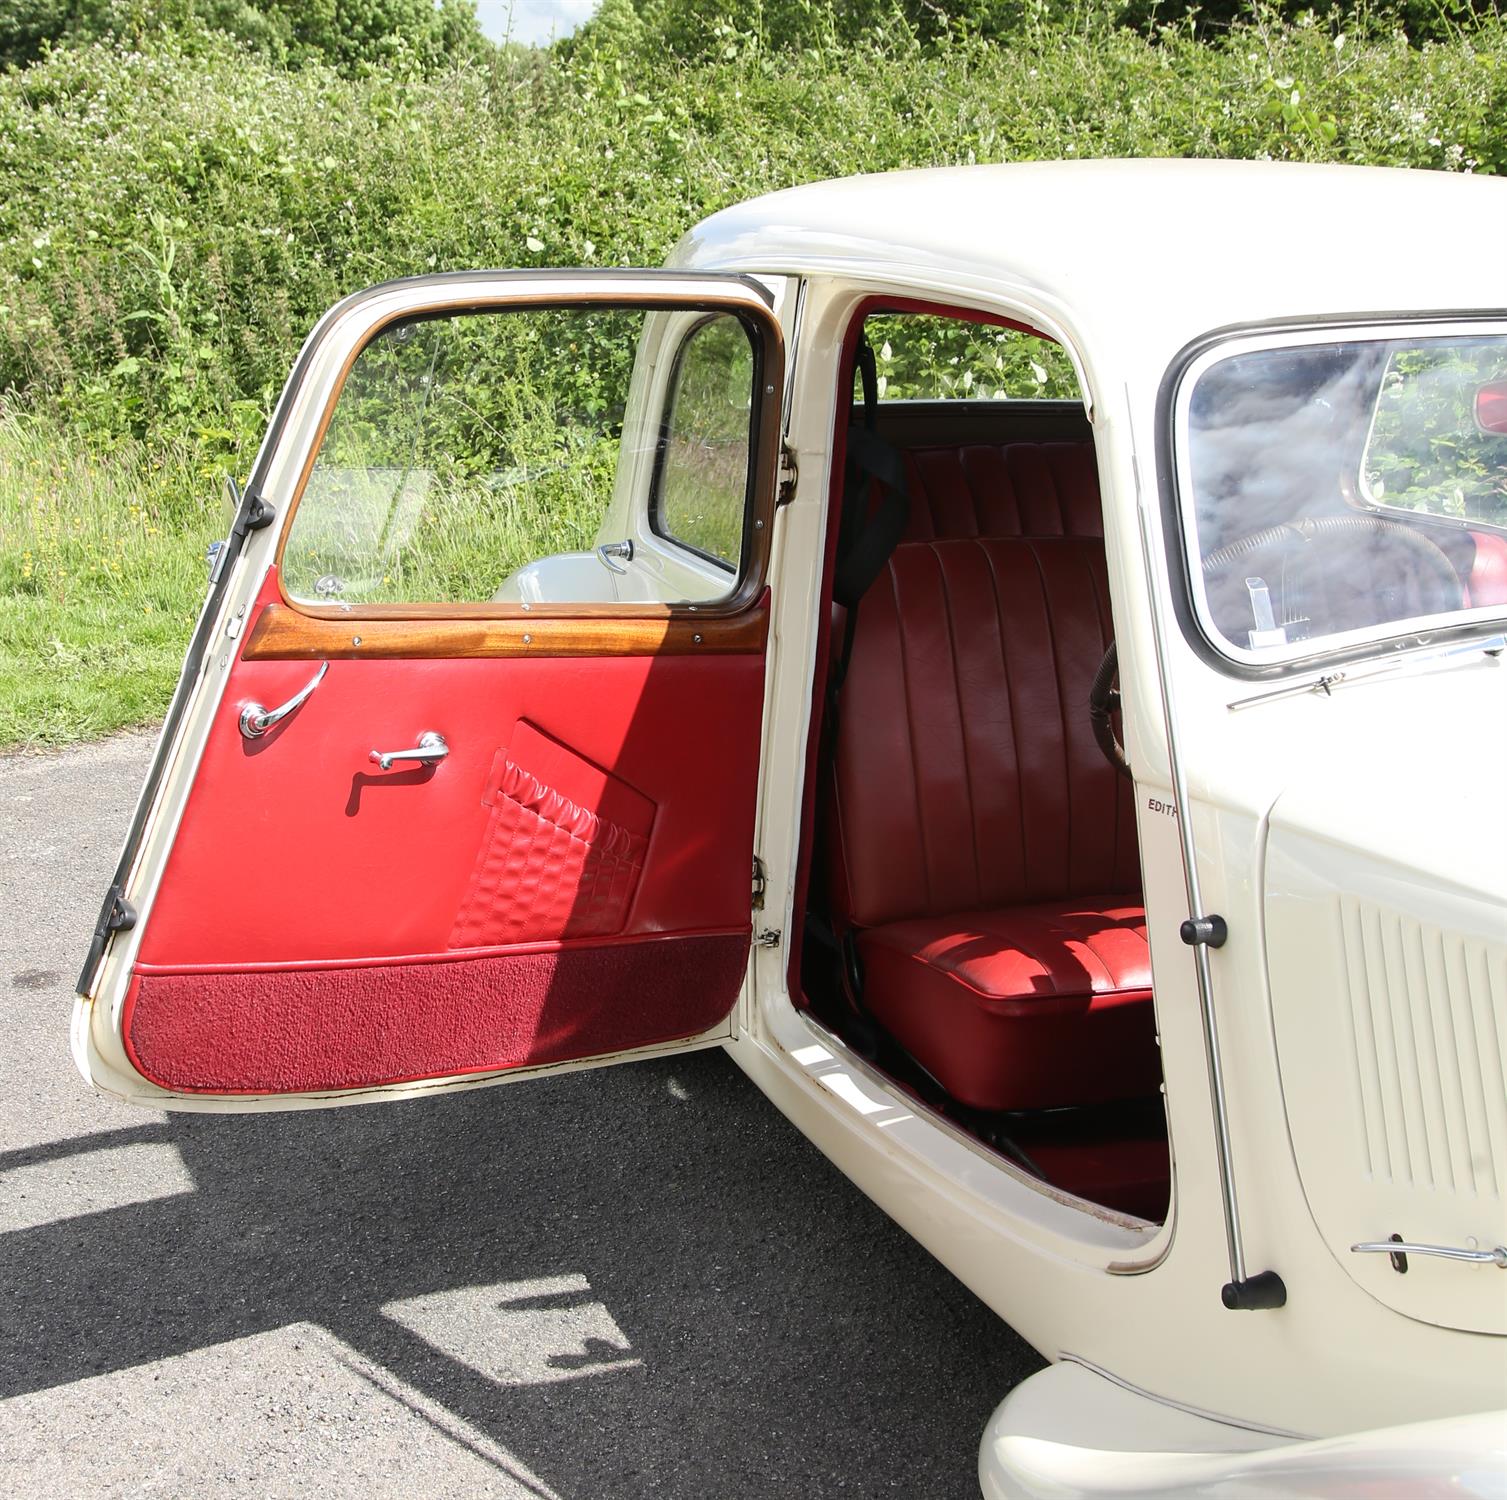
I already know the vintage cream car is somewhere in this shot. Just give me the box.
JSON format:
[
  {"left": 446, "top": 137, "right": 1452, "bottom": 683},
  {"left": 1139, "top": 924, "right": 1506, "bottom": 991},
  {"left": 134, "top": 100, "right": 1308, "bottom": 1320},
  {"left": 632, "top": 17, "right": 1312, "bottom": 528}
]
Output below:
[{"left": 73, "top": 161, "right": 1507, "bottom": 1494}]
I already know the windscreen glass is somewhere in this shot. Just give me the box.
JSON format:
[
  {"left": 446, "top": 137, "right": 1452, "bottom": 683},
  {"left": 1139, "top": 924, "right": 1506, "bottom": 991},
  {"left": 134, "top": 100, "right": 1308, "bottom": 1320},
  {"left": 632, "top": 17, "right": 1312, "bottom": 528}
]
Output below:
[{"left": 1178, "top": 328, "right": 1507, "bottom": 663}]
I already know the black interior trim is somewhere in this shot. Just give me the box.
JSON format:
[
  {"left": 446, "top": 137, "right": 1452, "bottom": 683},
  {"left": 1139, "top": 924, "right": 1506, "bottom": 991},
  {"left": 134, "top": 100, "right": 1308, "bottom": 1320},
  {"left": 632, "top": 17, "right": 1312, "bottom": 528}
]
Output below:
[{"left": 874, "top": 398, "right": 1089, "bottom": 449}]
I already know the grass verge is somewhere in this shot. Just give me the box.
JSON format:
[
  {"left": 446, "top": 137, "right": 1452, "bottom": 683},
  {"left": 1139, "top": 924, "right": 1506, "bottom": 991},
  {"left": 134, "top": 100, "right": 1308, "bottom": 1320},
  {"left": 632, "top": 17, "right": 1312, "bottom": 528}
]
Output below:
[{"left": 0, "top": 416, "right": 210, "bottom": 748}]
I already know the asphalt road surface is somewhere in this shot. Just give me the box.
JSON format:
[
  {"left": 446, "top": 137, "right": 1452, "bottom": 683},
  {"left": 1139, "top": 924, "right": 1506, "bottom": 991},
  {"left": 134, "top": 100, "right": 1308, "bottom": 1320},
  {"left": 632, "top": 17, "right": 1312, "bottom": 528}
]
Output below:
[{"left": 0, "top": 732, "right": 1040, "bottom": 1498}]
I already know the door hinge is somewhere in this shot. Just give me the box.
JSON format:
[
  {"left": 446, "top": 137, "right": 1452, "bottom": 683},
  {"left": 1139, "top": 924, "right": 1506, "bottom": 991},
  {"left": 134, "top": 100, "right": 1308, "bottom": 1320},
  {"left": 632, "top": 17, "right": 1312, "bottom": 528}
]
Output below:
[
  {"left": 209, "top": 479, "right": 275, "bottom": 586},
  {"left": 754, "top": 928, "right": 782, "bottom": 950},
  {"left": 74, "top": 883, "right": 137, "bottom": 998},
  {"left": 777, "top": 443, "right": 798, "bottom": 507},
  {"left": 752, "top": 855, "right": 767, "bottom": 911}
]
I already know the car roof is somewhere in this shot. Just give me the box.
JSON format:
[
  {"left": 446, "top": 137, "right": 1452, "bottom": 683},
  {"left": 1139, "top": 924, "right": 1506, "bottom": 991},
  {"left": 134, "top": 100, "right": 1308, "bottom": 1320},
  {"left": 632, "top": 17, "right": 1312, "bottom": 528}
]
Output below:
[{"left": 669, "top": 160, "right": 1507, "bottom": 365}]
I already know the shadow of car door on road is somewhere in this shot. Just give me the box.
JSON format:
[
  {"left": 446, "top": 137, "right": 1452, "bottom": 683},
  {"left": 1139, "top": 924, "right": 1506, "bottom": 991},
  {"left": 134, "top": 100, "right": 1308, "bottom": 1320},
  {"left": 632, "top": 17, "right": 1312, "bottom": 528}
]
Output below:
[{"left": 0, "top": 1048, "right": 1040, "bottom": 1498}]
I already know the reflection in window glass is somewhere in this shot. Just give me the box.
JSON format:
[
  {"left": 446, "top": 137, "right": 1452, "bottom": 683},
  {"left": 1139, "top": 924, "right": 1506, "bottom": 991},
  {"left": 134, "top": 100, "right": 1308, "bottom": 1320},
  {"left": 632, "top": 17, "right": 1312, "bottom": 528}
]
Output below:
[
  {"left": 861, "top": 313, "right": 1078, "bottom": 401},
  {"left": 1180, "top": 330, "right": 1506, "bottom": 661},
  {"left": 1364, "top": 343, "right": 1507, "bottom": 522},
  {"left": 653, "top": 315, "right": 754, "bottom": 570},
  {"left": 283, "top": 305, "right": 757, "bottom": 607}
]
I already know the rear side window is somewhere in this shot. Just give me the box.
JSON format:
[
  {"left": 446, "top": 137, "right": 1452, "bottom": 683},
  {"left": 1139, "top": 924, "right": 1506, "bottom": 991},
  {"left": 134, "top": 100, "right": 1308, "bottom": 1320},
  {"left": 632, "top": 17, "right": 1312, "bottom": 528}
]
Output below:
[
  {"left": 1174, "top": 323, "right": 1507, "bottom": 668},
  {"left": 861, "top": 312, "right": 1078, "bottom": 401}
]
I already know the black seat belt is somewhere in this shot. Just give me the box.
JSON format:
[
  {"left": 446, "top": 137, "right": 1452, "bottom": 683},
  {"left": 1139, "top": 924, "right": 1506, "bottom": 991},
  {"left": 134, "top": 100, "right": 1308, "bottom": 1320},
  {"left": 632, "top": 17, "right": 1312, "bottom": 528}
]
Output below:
[
  {"left": 807, "top": 336, "right": 911, "bottom": 1031},
  {"left": 828, "top": 337, "right": 911, "bottom": 703}
]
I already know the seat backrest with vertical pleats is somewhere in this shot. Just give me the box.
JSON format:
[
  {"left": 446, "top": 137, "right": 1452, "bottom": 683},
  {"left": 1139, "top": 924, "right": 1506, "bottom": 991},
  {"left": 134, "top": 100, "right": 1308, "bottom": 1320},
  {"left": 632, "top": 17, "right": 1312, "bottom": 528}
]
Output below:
[
  {"left": 830, "top": 533, "right": 1140, "bottom": 930},
  {"left": 899, "top": 441, "right": 1104, "bottom": 541}
]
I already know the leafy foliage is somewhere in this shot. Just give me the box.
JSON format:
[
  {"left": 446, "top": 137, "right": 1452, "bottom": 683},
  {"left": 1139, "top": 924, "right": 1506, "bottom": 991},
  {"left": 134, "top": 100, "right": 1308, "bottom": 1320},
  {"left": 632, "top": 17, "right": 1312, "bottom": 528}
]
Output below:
[
  {"left": 577, "top": 0, "right": 1505, "bottom": 55},
  {"left": 284, "top": 306, "right": 637, "bottom": 604},
  {"left": 655, "top": 314, "right": 753, "bottom": 568},
  {"left": 0, "top": 13, "right": 1501, "bottom": 472},
  {"left": 0, "top": 9, "right": 1504, "bottom": 742},
  {"left": 0, "top": 0, "right": 484, "bottom": 73},
  {"left": 1364, "top": 341, "right": 1507, "bottom": 521},
  {"left": 0, "top": 412, "right": 206, "bottom": 744},
  {"left": 864, "top": 315, "right": 1080, "bottom": 401}
]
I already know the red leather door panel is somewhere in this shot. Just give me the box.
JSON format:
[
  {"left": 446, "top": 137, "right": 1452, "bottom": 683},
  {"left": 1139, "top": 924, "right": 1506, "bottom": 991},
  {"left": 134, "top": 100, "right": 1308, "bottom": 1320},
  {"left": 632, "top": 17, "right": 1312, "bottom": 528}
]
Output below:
[{"left": 127, "top": 576, "right": 767, "bottom": 1095}]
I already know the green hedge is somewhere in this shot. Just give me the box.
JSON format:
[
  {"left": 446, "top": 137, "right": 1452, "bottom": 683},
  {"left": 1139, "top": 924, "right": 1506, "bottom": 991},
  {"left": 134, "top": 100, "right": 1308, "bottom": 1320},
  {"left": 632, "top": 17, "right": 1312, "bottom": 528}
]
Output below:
[
  {"left": 0, "top": 0, "right": 486, "bottom": 73},
  {"left": 590, "top": 0, "right": 1505, "bottom": 54},
  {"left": 0, "top": 13, "right": 1503, "bottom": 744},
  {"left": 0, "top": 11, "right": 1503, "bottom": 499}
]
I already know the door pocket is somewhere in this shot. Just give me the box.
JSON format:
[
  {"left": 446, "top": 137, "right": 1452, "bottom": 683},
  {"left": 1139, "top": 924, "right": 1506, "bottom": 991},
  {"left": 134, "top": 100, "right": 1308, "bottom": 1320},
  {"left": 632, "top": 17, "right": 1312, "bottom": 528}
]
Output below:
[{"left": 450, "top": 720, "right": 657, "bottom": 949}]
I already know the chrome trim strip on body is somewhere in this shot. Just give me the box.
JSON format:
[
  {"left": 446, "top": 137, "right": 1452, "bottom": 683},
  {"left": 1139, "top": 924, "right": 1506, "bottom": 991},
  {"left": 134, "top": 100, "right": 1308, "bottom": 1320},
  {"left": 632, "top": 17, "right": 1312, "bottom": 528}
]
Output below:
[
  {"left": 1058, "top": 1355, "right": 1310, "bottom": 1442},
  {"left": 1226, "top": 633, "right": 1505, "bottom": 710},
  {"left": 1130, "top": 395, "right": 1258, "bottom": 1301}
]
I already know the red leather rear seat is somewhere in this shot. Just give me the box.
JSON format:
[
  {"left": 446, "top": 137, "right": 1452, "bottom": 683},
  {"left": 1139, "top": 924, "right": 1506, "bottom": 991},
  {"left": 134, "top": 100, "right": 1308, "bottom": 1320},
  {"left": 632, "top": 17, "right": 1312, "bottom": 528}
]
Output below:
[
  {"left": 829, "top": 452, "right": 1159, "bottom": 1112},
  {"left": 900, "top": 441, "right": 1105, "bottom": 541}
]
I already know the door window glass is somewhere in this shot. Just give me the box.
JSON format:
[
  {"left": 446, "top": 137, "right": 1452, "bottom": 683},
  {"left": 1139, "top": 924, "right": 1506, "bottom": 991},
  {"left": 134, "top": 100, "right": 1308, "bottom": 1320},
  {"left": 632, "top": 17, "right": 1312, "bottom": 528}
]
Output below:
[
  {"left": 282, "top": 305, "right": 759, "bottom": 607},
  {"left": 651, "top": 316, "right": 755, "bottom": 570}
]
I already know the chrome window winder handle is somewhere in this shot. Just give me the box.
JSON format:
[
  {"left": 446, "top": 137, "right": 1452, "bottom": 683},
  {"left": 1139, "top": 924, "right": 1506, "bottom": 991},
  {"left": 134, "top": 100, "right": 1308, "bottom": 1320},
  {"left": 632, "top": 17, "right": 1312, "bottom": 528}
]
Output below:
[
  {"left": 239, "top": 661, "right": 328, "bottom": 739},
  {"left": 368, "top": 732, "right": 448, "bottom": 772}
]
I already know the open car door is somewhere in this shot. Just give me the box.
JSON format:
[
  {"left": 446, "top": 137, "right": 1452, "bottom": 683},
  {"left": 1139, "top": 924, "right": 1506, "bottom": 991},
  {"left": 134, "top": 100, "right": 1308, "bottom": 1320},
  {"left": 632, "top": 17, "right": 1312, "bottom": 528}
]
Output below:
[{"left": 74, "top": 271, "right": 784, "bottom": 1109}]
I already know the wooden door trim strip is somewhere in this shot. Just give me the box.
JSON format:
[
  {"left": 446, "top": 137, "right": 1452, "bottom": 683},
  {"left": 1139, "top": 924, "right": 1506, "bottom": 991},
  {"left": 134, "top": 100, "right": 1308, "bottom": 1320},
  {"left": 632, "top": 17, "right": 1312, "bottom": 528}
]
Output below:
[{"left": 241, "top": 602, "right": 769, "bottom": 660}]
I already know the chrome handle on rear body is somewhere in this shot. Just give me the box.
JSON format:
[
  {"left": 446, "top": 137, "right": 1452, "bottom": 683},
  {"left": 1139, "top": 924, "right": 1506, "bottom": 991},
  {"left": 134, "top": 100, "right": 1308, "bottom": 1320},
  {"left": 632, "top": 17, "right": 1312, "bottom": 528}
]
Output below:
[
  {"left": 239, "top": 661, "right": 328, "bottom": 739},
  {"left": 368, "top": 732, "right": 448, "bottom": 772},
  {"left": 1352, "top": 1238, "right": 1507, "bottom": 1270}
]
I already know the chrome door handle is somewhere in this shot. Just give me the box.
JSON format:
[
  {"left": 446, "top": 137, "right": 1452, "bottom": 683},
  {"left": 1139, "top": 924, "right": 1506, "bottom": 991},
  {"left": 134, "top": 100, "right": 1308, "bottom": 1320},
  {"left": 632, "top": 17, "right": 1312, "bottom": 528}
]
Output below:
[
  {"left": 239, "top": 661, "right": 328, "bottom": 739},
  {"left": 596, "top": 539, "right": 634, "bottom": 574},
  {"left": 368, "top": 731, "right": 448, "bottom": 772},
  {"left": 1351, "top": 1239, "right": 1507, "bottom": 1269}
]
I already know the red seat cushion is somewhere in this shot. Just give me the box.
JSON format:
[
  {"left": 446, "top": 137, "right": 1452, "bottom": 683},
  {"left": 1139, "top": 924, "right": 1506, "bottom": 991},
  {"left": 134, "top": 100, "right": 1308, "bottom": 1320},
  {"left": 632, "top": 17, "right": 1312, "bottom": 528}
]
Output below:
[{"left": 856, "top": 899, "right": 1157, "bottom": 1111}]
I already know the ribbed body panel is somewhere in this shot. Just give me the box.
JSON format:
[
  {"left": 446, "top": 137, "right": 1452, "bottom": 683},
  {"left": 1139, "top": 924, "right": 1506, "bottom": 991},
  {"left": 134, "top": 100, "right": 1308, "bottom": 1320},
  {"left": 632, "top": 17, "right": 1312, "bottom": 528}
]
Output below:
[
  {"left": 1266, "top": 822, "right": 1507, "bottom": 1336},
  {"left": 1339, "top": 897, "right": 1507, "bottom": 1203}
]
